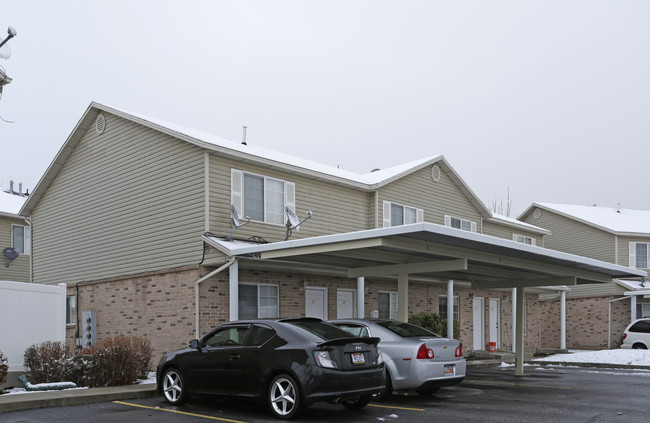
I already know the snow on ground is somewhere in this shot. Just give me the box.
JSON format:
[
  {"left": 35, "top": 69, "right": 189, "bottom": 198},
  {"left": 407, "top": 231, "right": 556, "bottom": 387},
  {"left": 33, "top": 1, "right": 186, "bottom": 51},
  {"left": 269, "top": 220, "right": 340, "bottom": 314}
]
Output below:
[
  {"left": 534, "top": 349, "right": 650, "bottom": 366},
  {"left": 2, "top": 372, "right": 156, "bottom": 396}
]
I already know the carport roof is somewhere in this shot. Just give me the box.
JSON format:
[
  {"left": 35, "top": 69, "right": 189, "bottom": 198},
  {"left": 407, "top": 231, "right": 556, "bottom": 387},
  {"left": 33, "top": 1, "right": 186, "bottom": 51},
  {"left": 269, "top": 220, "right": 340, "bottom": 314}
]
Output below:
[{"left": 203, "top": 223, "right": 646, "bottom": 289}]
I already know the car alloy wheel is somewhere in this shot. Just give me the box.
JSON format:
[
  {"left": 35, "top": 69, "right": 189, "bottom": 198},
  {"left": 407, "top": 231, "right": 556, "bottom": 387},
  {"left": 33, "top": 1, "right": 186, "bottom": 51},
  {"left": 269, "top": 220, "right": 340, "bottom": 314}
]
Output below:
[
  {"left": 268, "top": 374, "right": 301, "bottom": 419},
  {"left": 162, "top": 368, "right": 187, "bottom": 405}
]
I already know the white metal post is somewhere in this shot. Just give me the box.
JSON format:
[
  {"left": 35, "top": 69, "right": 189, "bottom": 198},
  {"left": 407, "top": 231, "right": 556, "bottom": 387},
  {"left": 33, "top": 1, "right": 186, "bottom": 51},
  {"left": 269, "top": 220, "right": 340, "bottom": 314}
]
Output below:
[
  {"left": 357, "top": 277, "right": 365, "bottom": 318},
  {"left": 447, "top": 280, "right": 454, "bottom": 338},
  {"left": 511, "top": 288, "right": 517, "bottom": 353},
  {"left": 229, "top": 259, "right": 239, "bottom": 321},
  {"left": 398, "top": 273, "right": 409, "bottom": 322},
  {"left": 560, "top": 290, "right": 566, "bottom": 350},
  {"left": 515, "top": 287, "right": 525, "bottom": 376}
]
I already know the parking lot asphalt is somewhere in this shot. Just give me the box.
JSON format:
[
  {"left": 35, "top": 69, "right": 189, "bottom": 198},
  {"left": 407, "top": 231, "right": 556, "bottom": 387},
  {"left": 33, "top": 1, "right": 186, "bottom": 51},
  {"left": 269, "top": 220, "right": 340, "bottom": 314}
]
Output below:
[{"left": 0, "top": 358, "right": 647, "bottom": 414}]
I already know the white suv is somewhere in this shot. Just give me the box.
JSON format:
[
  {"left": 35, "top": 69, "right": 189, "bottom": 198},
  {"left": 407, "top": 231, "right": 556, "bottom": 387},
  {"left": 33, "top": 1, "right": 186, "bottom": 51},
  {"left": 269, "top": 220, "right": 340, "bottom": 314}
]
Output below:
[{"left": 621, "top": 318, "right": 650, "bottom": 349}]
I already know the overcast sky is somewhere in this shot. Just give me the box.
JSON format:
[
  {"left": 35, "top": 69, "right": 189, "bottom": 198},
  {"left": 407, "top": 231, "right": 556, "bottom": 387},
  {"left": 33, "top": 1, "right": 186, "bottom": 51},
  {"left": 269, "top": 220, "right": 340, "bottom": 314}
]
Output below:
[{"left": 1, "top": 1, "right": 649, "bottom": 217}]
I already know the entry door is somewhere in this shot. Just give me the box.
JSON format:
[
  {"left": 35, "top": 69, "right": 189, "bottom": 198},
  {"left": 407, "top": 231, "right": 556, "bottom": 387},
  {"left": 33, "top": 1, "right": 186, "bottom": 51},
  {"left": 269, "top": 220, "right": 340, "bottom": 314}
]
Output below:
[
  {"left": 337, "top": 290, "right": 355, "bottom": 319},
  {"left": 489, "top": 298, "right": 500, "bottom": 349},
  {"left": 473, "top": 297, "right": 485, "bottom": 350},
  {"left": 305, "top": 287, "right": 327, "bottom": 319}
]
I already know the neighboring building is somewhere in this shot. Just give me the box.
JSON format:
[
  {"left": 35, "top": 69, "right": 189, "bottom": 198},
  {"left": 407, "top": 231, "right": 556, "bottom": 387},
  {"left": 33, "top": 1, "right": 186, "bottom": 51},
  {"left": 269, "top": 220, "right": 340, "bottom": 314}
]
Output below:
[
  {"left": 19, "top": 103, "right": 643, "bottom": 365},
  {"left": 0, "top": 181, "right": 30, "bottom": 282},
  {"left": 520, "top": 203, "right": 650, "bottom": 348}
]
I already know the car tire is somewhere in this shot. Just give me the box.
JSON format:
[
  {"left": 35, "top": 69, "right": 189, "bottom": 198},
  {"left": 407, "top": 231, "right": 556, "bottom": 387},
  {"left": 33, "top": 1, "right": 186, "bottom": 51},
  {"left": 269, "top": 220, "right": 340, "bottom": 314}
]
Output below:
[
  {"left": 416, "top": 387, "right": 440, "bottom": 397},
  {"left": 632, "top": 343, "right": 648, "bottom": 350},
  {"left": 341, "top": 395, "right": 372, "bottom": 410},
  {"left": 373, "top": 370, "right": 393, "bottom": 402},
  {"left": 161, "top": 367, "right": 188, "bottom": 405},
  {"left": 268, "top": 374, "right": 301, "bottom": 420}
]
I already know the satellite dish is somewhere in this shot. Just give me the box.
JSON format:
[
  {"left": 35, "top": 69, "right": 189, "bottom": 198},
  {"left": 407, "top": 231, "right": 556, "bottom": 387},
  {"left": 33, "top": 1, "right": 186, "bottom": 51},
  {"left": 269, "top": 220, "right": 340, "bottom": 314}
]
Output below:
[
  {"left": 284, "top": 207, "right": 312, "bottom": 240},
  {"left": 227, "top": 204, "right": 250, "bottom": 241},
  {"left": 0, "top": 27, "right": 17, "bottom": 59},
  {"left": 3, "top": 247, "right": 18, "bottom": 267}
]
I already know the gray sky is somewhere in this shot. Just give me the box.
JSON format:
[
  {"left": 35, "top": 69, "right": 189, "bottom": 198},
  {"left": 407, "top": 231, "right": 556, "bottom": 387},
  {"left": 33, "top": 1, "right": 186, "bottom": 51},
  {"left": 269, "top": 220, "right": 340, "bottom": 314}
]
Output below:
[{"left": 2, "top": 1, "right": 649, "bottom": 217}]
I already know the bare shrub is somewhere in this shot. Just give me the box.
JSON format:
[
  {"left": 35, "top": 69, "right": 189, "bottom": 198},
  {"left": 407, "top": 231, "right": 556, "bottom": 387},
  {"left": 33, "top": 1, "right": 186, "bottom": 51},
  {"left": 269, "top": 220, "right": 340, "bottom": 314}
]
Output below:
[
  {"left": 82, "top": 336, "right": 152, "bottom": 387},
  {"left": 0, "top": 350, "right": 8, "bottom": 385},
  {"left": 23, "top": 341, "right": 83, "bottom": 384}
]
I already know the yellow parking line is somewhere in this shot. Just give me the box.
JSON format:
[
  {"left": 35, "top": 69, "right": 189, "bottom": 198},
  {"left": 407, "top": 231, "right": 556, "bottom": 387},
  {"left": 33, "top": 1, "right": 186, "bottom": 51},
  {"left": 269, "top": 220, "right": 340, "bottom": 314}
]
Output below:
[
  {"left": 368, "top": 403, "right": 425, "bottom": 411},
  {"left": 467, "top": 380, "right": 572, "bottom": 390},
  {"left": 113, "top": 401, "right": 248, "bottom": 423}
]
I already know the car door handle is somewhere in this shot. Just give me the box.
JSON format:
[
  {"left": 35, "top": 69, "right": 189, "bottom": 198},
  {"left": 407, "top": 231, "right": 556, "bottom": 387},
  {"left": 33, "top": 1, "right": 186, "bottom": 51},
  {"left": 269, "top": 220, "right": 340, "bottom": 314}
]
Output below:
[{"left": 229, "top": 354, "right": 241, "bottom": 361}]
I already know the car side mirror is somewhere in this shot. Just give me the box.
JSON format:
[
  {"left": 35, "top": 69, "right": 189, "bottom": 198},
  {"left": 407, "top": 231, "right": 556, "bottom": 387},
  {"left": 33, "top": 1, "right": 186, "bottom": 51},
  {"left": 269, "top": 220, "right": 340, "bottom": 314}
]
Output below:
[{"left": 189, "top": 339, "right": 201, "bottom": 350}]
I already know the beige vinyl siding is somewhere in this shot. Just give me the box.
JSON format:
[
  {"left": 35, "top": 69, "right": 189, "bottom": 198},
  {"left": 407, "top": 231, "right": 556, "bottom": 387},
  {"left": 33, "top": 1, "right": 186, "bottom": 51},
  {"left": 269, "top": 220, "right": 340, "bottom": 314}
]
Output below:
[
  {"left": 0, "top": 216, "right": 30, "bottom": 282},
  {"left": 565, "top": 282, "right": 625, "bottom": 299},
  {"left": 521, "top": 209, "right": 615, "bottom": 263},
  {"left": 482, "top": 221, "right": 542, "bottom": 245},
  {"left": 378, "top": 164, "right": 483, "bottom": 228},
  {"left": 209, "top": 155, "right": 373, "bottom": 242},
  {"left": 31, "top": 114, "right": 206, "bottom": 285}
]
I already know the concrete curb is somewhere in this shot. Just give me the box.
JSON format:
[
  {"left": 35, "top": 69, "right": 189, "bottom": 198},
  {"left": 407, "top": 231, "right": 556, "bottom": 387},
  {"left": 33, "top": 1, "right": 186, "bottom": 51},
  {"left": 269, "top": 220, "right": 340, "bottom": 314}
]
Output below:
[
  {"left": 0, "top": 383, "right": 158, "bottom": 413},
  {"left": 530, "top": 361, "right": 650, "bottom": 371}
]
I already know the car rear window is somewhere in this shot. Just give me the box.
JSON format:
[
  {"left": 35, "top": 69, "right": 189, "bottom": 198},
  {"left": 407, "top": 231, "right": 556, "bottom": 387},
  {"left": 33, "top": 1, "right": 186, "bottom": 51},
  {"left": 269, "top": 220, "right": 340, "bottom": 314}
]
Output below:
[
  {"left": 378, "top": 321, "right": 440, "bottom": 338},
  {"left": 630, "top": 320, "right": 650, "bottom": 333},
  {"left": 287, "top": 320, "right": 356, "bottom": 341}
]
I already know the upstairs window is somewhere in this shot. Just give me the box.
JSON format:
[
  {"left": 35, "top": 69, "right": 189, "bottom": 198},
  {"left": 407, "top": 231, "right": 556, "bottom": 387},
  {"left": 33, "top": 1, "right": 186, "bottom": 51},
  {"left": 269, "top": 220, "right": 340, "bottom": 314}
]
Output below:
[
  {"left": 444, "top": 215, "right": 477, "bottom": 232},
  {"left": 383, "top": 201, "right": 423, "bottom": 227},
  {"left": 231, "top": 169, "right": 295, "bottom": 225},
  {"left": 11, "top": 224, "right": 30, "bottom": 255},
  {"left": 513, "top": 234, "right": 536, "bottom": 246},
  {"left": 630, "top": 242, "right": 650, "bottom": 269}
]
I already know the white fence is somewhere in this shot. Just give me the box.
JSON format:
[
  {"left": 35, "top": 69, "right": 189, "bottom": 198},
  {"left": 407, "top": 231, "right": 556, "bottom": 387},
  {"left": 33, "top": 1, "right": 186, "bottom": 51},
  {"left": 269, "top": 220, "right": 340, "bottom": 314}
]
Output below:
[{"left": 0, "top": 281, "right": 66, "bottom": 379}]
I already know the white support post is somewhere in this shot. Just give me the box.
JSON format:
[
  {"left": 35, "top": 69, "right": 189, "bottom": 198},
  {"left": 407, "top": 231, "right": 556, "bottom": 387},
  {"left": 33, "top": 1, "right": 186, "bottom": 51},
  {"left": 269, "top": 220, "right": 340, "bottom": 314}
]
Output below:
[
  {"left": 511, "top": 288, "right": 517, "bottom": 352},
  {"left": 397, "top": 273, "right": 409, "bottom": 322},
  {"left": 515, "top": 287, "right": 525, "bottom": 376},
  {"left": 631, "top": 295, "right": 637, "bottom": 322},
  {"left": 357, "top": 277, "right": 365, "bottom": 318},
  {"left": 229, "top": 259, "right": 239, "bottom": 321},
  {"left": 447, "top": 280, "right": 454, "bottom": 338},
  {"left": 560, "top": 291, "right": 566, "bottom": 350}
]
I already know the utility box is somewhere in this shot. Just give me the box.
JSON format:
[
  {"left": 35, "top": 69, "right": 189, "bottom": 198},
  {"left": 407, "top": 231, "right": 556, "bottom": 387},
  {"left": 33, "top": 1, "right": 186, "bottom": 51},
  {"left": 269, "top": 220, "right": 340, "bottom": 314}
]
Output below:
[{"left": 81, "top": 310, "right": 97, "bottom": 348}]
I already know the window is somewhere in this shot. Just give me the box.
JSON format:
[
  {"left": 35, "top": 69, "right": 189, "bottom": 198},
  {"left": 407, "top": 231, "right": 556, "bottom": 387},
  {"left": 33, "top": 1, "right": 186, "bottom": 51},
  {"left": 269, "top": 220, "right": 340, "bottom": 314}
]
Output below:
[
  {"left": 11, "top": 224, "right": 30, "bottom": 255},
  {"left": 630, "top": 242, "right": 650, "bottom": 269},
  {"left": 238, "top": 284, "right": 279, "bottom": 319},
  {"left": 66, "top": 296, "right": 76, "bottom": 325},
  {"left": 444, "top": 215, "right": 477, "bottom": 232},
  {"left": 378, "top": 292, "right": 398, "bottom": 319},
  {"left": 439, "top": 295, "right": 459, "bottom": 321},
  {"left": 203, "top": 326, "right": 250, "bottom": 347},
  {"left": 383, "top": 201, "right": 423, "bottom": 227},
  {"left": 637, "top": 301, "right": 650, "bottom": 319},
  {"left": 245, "top": 324, "right": 276, "bottom": 346},
  {"left": 232, "top": 169, "right": 294, "bottom": 226},
  {"left": 513, "top": 234, "right": 536, "bottom": 246}
]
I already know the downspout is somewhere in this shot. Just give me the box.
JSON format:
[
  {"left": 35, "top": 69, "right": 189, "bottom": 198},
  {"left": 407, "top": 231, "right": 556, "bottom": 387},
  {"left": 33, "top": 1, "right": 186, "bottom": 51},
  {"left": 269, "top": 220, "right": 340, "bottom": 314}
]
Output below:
[{"left": 195, "top": 257, "right": 236, "bottom": 338}]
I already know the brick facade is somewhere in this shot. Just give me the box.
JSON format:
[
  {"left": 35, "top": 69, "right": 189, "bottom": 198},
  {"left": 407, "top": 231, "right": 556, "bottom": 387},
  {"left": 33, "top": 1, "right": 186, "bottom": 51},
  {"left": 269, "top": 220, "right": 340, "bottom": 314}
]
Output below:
[{"left": 66, "top": 265, "right": 553, "bottom": 363}]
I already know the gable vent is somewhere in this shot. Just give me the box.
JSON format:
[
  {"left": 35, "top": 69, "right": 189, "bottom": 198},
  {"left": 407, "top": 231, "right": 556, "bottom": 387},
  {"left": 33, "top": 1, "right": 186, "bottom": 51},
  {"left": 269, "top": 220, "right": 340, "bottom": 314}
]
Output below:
[
  {"left": 431, "top": 165, "right": 441, "bottom": 182},
  {"left": 95, "top": 114, "right": 106, "bottom": 135}
]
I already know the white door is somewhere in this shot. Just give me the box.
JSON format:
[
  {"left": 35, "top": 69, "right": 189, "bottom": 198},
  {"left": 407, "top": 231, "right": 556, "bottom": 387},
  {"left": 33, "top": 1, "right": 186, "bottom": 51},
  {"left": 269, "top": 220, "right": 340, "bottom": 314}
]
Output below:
[
  {"left": 337, "top": 290, "right": 355, "bottom": 319},
  {"left": 305, "top": 288, "right": 327, "bottom": 319},
  {"left": 473, "top": 297, "right": 485, "bottom": 350},
  {"left": 489, "top": 298, "right": 500, "bottom": 349}
]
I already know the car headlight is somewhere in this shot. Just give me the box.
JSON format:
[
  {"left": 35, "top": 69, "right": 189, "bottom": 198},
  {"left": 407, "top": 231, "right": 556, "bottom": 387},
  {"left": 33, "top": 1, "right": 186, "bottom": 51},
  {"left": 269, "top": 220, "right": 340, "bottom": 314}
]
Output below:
[{"left": 314, "top": 350, "right": 338, "bottom": 369}]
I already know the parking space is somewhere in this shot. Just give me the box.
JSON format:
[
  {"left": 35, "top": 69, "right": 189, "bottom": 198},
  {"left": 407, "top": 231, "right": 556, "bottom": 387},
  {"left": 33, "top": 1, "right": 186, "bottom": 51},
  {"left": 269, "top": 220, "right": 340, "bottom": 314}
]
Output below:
[{"left": 3, "top": 366, "right": 650, "bottom": 423}]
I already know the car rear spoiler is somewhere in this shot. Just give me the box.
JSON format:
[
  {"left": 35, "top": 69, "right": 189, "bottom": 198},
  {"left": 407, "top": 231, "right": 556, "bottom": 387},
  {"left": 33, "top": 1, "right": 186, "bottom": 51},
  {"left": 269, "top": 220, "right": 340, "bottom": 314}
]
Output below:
[{"left": 317, "top": 337, "right": 380, "bottom": 347}]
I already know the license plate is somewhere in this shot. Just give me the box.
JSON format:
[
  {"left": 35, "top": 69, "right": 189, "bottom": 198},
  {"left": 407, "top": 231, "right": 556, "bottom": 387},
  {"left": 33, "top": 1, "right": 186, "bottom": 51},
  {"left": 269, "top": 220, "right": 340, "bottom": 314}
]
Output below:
[
  {"left": 443, "top": 364, "right": 455, "bottom": 376},
  {"left": 351, "top": 352, "right": 365, "bottom": 364}
]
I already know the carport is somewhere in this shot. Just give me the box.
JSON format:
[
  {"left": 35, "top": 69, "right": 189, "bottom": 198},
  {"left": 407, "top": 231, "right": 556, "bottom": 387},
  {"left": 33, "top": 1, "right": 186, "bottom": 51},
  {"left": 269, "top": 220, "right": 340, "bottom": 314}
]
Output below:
[{"left": 202, "top": 222, "right": 646, "bottom": 376}]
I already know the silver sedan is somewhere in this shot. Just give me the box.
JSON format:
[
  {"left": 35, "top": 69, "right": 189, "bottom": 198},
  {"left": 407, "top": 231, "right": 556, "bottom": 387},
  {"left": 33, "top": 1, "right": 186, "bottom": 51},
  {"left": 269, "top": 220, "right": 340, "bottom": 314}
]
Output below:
[{"left": 328, "top": 319, "right": 465, "bottom": 400}]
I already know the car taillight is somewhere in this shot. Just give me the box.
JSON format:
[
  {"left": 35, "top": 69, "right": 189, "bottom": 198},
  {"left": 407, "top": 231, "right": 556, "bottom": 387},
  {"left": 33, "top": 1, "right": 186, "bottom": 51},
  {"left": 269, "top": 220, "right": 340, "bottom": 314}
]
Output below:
[
  {"left": 455, "top": 343, "right": 463, "bottom": 357},
  {"left": 622, "top": 333, "right": 627, "bottom": 341},
  {"left": 314, "top": 350, "right": 338, "bottom": 369},
  {"left": 416, "top": 343, "right": 434, "bottom": 359}
]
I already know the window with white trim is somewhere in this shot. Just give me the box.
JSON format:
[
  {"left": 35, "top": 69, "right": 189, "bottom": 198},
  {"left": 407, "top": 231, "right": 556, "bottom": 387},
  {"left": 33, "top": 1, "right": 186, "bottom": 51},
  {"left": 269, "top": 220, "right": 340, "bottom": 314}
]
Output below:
[
  {"left": 637, "top": 300, "right": 650, "bottom": 319},
  {"left": 378, "top": 291, "right": 398, "bottom": 319},
  {"left": 231, "top": 169, "right": 294, "bottom": 225},
  {"left": 238, "top": 283, "right": 279, "bottom": 319},
  {"left": 382, "top": 201, "right": 423, "bottom": 227},
  {"left": 439, "top": 295, "right": 459, "bottom": 321},
  {"left": 444, "top": 215, "right": 477, "bottom": 232},
  {"left": 513, "top": 234, "right": 536, "bottom": 246},
  {"left": 11, "top": 224, "right": 30, "bottom": 255},
  {"left": 629, "top": 242, "right": 650, "bottom": 269},
  {"left": 66, "top": 296, "right": 76, "bottom": 325}
]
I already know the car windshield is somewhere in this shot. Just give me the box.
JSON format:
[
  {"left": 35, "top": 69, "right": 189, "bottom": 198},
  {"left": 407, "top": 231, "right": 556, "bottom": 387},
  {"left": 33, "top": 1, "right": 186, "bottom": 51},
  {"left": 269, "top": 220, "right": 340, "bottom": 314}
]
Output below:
[
  {"left": 378, "top": 321, "right": 440, "bottom": 338},
  {"left": 287, "top": 320, "right": 356, "bottom": 341}
]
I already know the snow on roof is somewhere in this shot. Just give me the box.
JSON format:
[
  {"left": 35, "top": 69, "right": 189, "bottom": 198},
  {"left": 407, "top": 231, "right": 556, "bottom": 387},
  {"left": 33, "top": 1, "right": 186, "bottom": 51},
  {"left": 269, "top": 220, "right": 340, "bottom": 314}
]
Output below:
[
  {"left": 536, "top": 203, "right": 650, "bottom": 235},
  {"left": 489, "top": 213, "right": 551, "bottom": 234},
  {"left": 109, "top": 104, "right": 441, "bottom": 186},
  {"left": 0, "top": 186, "right": 28, "bottom": 215}
]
